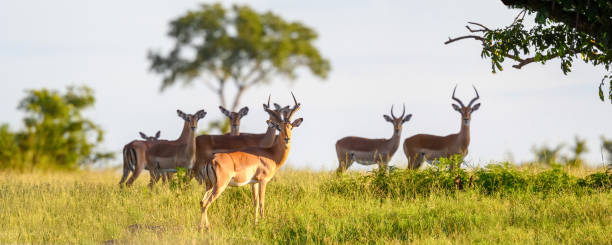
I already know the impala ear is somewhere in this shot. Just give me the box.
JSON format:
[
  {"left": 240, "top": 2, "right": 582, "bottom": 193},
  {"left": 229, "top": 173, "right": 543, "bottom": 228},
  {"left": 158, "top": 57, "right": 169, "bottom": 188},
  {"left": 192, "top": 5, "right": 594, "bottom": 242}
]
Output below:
[
  {"left": 402, "top": 114, "right": 412, "bottom": 123},
  {"left": 219, "top": 106, "right": 231, "bottom": 117},
  {"left": 139, "top": 132, "right": 147, "bottom": 139},
  {"left": 238, "top": 106, "right": 249, "bottom": 118},
  {"left": 155, "top": 131, "right": 161, "bottom": 139},
  {"left": 291, "top": 118, "right": 303, "bottom": 127},
  {"left": 471, "top": 103, "right": 481, "bottom": 112},
  {"left": 452, "top": 104, "right": 461, "bottom": 112},
  {"left": 274, "top": 103, "right": 282, "bottom": 110},
  {"left": 383, "top": 115, "right": 393, "bottom": 122},
  {"left": 195, "top": 109, "right": 207, "bottom": 119},
  {"left": 177, "top": 110, "right": 188, "bottom": 120}
]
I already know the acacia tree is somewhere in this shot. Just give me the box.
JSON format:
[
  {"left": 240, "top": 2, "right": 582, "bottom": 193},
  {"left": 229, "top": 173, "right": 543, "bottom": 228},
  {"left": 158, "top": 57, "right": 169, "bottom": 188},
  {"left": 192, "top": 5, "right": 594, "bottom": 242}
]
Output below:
[
  {"left": 446, "top": 0, "right": 612, "bottom": 103},
  {"left": 148, "top": 3, "right": 330, "bottom": 132}
]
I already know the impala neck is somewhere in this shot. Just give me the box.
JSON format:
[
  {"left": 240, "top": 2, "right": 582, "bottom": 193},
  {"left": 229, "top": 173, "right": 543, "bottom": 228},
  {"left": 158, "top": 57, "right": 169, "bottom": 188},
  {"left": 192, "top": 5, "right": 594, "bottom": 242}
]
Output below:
[
  {"left": 271, "top": 132, "right": 291, "bottom": 172},
  {"left": 387, "top": 127, "right": 401, "bottom": 153},
  {"left": 458, "top": 120, "right": 470, "bottom": 149},
  {"left": 258, "top": 121, "right": 277, "bottom": 148},
  {"left": 177, "top": 121, "right": 193, "bottom": 142}
]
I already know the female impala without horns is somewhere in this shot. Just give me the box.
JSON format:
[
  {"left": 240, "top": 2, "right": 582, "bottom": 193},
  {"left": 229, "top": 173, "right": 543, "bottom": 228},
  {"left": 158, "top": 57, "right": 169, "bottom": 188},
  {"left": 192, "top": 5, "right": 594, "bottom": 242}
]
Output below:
[
  {"left": 119, "top": 131, "right": 161, "bottom": 187},
  {"left": 403, "top": 85, "right": 480, "bottom": 169},
  {"left": 219, "top": 105, "right": 249, "bottom": 136},
  {"left": 146, "top": 109, "right": 206, "bottom": 187},
  {"left": 199, "top": 95, "right": 302, "bottom": 231},
  {"left": 335, "top": 105, "right": 412, "bottom": 173}
]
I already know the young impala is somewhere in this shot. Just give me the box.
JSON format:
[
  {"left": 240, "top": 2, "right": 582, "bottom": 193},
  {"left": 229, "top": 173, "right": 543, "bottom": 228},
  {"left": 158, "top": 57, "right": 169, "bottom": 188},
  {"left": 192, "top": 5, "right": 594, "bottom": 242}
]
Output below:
[
  {"left": 335, "top": 105, "right": 412, "bottom": 173},
  {"left": 403, "top": 86, "right": 481, "bottom": 169},
  {"left": 199, "top": 97, "right": 302, "bottom": 231},
  {"left": 146, "top": 109, "right": 206, "bottom": 187},
  {"left": 119, "top": 131, "right": 161, "bottom": 187},
  {"left": 219, "top": 106, "right": 249, "bottom": 136}
]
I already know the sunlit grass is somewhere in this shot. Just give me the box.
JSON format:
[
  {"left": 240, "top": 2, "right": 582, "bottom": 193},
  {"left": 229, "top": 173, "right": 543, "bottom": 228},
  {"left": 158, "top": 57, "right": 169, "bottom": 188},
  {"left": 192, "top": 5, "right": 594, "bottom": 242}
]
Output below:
[{"left": 0, "top": 168, "right": 610, "bottom": 244}]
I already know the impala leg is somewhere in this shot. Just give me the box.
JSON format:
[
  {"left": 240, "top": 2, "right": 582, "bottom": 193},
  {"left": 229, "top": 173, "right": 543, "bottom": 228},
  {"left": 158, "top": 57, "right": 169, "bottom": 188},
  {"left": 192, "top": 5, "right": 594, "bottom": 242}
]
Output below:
[
  {"left": 149, "top": 170, "right": 161, "bottom": 188},
  {"left": 199, "top": 181, "right": 228, "bottom": 232},
  {"left": 344, "top": 154, "right": 355, "bottom": 172},
  {"left": 161, "top": 173, "right": 168, "bottom": 185},
  {"left": 119, "top": 166, "right": 130, "bottom": 187},
  {"left": 126, "top": 165, "right": 143, "bottom": 187},
  {"left": 336, "top": 152, "right": 354, "bottom": 174},
  {"left": 258, "top": 181, "right": 267, "bottom": 219},
  {"left": 251, "top": 183, "right": 260, "bottom": 223},
  {"left": 336, "top": 152, "right": 348, "bottom": 174}
]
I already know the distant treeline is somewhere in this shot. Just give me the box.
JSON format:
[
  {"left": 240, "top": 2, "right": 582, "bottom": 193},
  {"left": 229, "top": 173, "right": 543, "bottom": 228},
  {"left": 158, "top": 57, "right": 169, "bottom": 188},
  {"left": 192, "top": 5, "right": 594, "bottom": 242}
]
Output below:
[{"left": 0, "top": 86, "right": 113, "bottom": 170}]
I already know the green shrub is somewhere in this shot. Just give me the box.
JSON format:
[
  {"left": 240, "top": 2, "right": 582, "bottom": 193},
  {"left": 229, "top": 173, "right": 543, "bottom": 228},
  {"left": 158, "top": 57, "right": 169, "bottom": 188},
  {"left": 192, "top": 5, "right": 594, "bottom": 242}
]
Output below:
[{"left": 324, "top": 158, "right": 611, "bottom": 199}]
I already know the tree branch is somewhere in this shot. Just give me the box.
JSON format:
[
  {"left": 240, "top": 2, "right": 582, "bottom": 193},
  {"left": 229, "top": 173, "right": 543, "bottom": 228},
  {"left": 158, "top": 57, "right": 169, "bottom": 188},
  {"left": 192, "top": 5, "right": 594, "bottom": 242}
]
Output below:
[
  {"left": 444, "top": 35, "right": 486, "bottom": 45},
  {"left": 467, "top": 22, "right": 490, "bottom": 31}
]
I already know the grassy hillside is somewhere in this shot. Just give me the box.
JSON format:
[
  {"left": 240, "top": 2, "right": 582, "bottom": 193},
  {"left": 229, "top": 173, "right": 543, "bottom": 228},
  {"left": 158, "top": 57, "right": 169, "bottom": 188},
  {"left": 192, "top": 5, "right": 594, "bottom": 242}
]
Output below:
[{"left": 0, "top": 167, "right": 610, "bottom": 244}]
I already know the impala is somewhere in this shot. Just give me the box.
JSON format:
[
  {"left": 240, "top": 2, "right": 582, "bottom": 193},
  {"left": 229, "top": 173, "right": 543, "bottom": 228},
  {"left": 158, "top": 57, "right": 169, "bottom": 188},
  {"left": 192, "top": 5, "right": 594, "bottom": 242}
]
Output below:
[
  {"left": 191, "top": 95, "right": 292, "bottom": 184},
  {"left": 146, "top": 109, "right": 207, "bottom": 187},
  {"left": 335, "top": 105, "right": 412, "bottom": 173},
  {"left": 199, "top": 97, "right": 302, "bottom": 231},
  {"left": 403, "top": 86, "right": 480, "bottom": 169},
  {"left": 219, "top": 106, "right": 249, "bottom": 136},
  {"left": 119, "top": 131, "right": 161, "bottom": 187}
]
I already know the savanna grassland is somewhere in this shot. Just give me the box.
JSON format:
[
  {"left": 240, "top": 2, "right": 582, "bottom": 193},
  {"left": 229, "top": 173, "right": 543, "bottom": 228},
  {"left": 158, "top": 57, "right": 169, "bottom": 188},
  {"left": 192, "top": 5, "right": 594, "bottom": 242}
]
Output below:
[{"left": 0, "top": 165, "right": 611, "bottom": 245}]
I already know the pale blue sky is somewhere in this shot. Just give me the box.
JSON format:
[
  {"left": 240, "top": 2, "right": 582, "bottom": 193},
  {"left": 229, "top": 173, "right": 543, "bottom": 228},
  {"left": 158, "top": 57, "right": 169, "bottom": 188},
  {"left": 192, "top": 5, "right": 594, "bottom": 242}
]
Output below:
[{"left": 1, "top": 0, "right": 610, "bottom": 170}]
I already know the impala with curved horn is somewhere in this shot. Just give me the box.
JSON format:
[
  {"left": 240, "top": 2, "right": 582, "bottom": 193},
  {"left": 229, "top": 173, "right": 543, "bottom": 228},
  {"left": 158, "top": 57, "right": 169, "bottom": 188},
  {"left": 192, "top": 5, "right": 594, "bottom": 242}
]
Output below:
[
  {"left": 119, "top": 131, "right": 162, "bottom": 187},
  {"left": 199, "top": 94, "right": 302, "bottom": 231},
  {"left": 219, "top": 106, "right": 249, "bottom": 136},
  {"left": 403, "top": 85, "right": 481, "bottom": 169},
  {"left": 335, "top": 105, "right": 412, "bottom": 173},
  {"left": 191, "top": 95, "right": 290, "bottom": 184}
]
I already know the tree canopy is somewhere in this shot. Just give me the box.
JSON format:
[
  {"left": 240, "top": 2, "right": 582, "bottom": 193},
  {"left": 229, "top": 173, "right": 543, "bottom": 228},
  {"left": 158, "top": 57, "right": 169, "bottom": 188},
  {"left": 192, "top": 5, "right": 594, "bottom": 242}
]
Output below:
[
  {"left": 446, "top": 0, "right": 612, "bottom": 103},
  {"left": 0, "top": 86, "right": 113, "bottom": 170},
  {"left": 148, "top": 3, "right": 331, "bottom": 114}
]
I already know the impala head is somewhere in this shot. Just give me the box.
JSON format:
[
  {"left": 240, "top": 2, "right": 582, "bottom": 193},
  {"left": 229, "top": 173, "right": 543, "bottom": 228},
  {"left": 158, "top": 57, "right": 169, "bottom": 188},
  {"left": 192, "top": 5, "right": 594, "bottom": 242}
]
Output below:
[
  {"left": 265, "top": 92, "right": 303, "bottom": 145},
  {"left": 451, "top": 85, "right": 481, "bottom": 126},
  {"left": 219, "top": 106, "right": 248, "bottom": 135},
  {"left": 383, "top": 104, "right": 412, "bottom": 135},
  {"left": 138, "top": 131, "right": 161, "bottom": 141},
  {"left": 262, "top": 94, "right": 289, "bottom": 124},
  {"left": 177, "top": 109, "right": 207, "bottom": 131}
]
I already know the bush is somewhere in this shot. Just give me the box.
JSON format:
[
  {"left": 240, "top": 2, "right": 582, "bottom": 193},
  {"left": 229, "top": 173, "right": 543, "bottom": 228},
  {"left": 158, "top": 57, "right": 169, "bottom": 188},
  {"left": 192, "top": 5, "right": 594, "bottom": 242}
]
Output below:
[
  {"left": 323, "top": 157, "right": 611, "bottom": 199},
  {"left": 0, "top": 86, "right": 114, "bottom": 170}
]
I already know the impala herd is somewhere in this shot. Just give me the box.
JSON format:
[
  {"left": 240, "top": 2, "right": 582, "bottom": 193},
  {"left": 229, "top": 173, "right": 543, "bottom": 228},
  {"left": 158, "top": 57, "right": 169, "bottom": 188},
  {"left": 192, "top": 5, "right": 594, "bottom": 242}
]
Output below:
[{"left": 119, "top": 87, "right": 481, "bottom": 231}]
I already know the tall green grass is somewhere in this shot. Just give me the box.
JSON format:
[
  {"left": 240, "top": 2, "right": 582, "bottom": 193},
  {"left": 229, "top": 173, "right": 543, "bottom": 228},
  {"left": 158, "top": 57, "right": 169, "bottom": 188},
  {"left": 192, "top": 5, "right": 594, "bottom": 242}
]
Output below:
[{"left": 0, "top": 167, "right": 610, "bottom": 244}]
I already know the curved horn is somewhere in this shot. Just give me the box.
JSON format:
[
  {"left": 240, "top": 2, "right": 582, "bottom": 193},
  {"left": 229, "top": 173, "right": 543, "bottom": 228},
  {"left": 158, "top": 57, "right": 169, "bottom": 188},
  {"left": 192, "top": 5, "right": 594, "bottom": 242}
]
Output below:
[
  {"left": 263, "top": 94, "right": 271, "bottom": 109},
  {"left": 286, "top": 92, "right": 301, "bottom": 121},
  {"left": 291, "top": 92, "right": 298, "bottom": 107},
  {"left": 467, "top": 85, "right": 480, "bottom": 107},
  {"left": 451, "top": 85, "right": 466, "bottom": 108},
  {"left": 401, "top": 103, "right": 406, "bottom": 118},
  {"left": 390, "top": 105, "right": 396, "bottom": 119}
]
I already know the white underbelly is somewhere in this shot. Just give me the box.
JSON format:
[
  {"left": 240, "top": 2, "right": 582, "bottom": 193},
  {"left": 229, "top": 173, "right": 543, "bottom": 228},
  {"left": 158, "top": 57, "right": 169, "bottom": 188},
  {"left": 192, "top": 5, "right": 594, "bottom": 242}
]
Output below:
[
  {"left": 228, "top": 178, "right": 257, "bottom": 187},
  {"left": 352, "top": 151, "right": 390, "bottom": 165},
  {"left": 355, "top": 159, "right": 378, "bottom": 165}
]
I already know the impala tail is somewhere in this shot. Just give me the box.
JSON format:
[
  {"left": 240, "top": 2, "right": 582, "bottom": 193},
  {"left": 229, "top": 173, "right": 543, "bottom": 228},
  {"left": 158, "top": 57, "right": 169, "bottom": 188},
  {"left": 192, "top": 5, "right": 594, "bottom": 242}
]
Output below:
[{"left": 119, "top": 145, "right": 137, "bottom": 185}]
